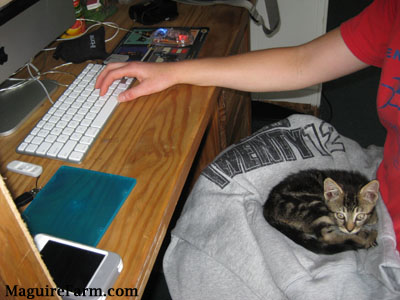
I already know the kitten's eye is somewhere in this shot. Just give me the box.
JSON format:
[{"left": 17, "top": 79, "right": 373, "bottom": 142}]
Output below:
[
  {"left": 335, "top": 213, "right": 345, "bottom": 220},
  {"left": 356, "top": 213, "right": 366, "bottom": 221}
]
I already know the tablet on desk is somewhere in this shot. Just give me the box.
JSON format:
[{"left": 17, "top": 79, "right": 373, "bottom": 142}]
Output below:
[
  {"left": 22, "top": 166, "right": 136, "bottom": 247},
  {"left": 35, "top": 234, "right": 123, "bottom": 300},
  {"left": 107, "top": 26, "right": 209, "bottom": 63}
]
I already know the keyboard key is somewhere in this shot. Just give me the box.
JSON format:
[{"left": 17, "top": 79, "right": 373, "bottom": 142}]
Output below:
[
  {"left": 42, "top": 113, "right": 52, "bottom": 121},
  {"left": 61, "top": 114, "right": 73, "bottom": 122},
  {"left": 80, "top": 136, "right": 94, "bottom": 145},
  {"left": 67, "top": 120, "right": 79, "bottom": 129},
  {"left": 70, "top": 133, "right": 83, "bottom": 141},
  {"left": 56, "top": 121, "right": 68, "bottom": 129},
  {"left": 24, "top": 134, "right": 34, "bottom": 143},
  {"left": 36, "top": 142, "right": 52, "bottom": 155},
  {"left": 76, "top": 125, "right": 88, "bottom": 134},
  {"left": 45, "top": 134, "right": 57, "bottom": 143},
  {"left": 86, "top": 112, "right": 97, "bottom": 120},
  {"left": 62, "top": 127, "right": 74, "bottom": 136},
  {"left": 48, "top": 116, "right": 60, "bottom": 124},
  {"left": 36, "top": 120, "right": 46, "bottom": 128},
  {"left": 31, "top": 127, "right": 40, "bottom": 135},
  {"left": 57, "top": 134, "right": 69, "bottom": 143},
  {"left": 47, "top": 142, "right": 64, "bottom": 157},
  {"left": 58, "top": 140, "right": 77, "bottom": 159},
  {"left": 37, "top": 129, "right": 49, "bottom": 138},
  {"left": 25, "top": 144, "right": 38, "bottom": 153},
  {"left": 69, "top": 151, "right": 85, "bottom": 162},
  {"left": 81, "top": 119, "right": 92, "bottom": 127},
  {"left": 92, "top": 96, "right": 118, "bottom": 128},
  {"left": 75, "top": 143, "right": 89, "bottom": 153},
  {"left": 51, "top": 127, "right": 62, "bottom": 136},
  {"left": 73, "top": 114, "right": 84, "bottom": 122},
  {"left": 85, "top": 127, "right": 99, "bottom": 137},
  {"left": 18, "top": 142, "right": 28, "bottom": 152},
  {"left": 31, "top": 137, "right": 44, "bottom": 145},
  {"left": 43, "top": 123, "right": 55, "bottom": 131}
]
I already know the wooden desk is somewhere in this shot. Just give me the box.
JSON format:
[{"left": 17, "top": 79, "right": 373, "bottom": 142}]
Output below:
[{"left": 0, "top": 3, "right": 251, "bottom": 299}]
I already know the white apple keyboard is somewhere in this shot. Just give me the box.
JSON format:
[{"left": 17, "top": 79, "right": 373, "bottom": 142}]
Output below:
[{"left": 16, "top": 63, "right": 132, "bottom": 163}]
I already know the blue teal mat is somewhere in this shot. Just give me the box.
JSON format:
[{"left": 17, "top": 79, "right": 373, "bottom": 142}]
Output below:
[{"left": 23, "top": 166, "right": 136, "bottom": 246}]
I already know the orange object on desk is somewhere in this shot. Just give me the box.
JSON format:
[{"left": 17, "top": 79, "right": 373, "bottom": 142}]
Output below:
[{"left": 61, "top": 19, "right": 86, "bottom": 39}]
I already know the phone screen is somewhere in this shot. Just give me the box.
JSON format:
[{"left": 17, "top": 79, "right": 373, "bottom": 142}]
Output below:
[{"left": 40, "top": 240, "right": 105, "bottom": 292}]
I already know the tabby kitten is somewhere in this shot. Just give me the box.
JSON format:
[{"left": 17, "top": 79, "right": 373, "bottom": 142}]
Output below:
[{"left": 263, "top": 169, "right": 379, "bottom": 254}]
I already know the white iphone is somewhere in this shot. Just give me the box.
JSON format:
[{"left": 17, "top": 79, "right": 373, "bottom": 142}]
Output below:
[{"left": 34, "top": 234, "right": 123, "bottom": 300}]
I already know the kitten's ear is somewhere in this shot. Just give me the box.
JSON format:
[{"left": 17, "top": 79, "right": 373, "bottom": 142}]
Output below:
[
  {"left": 324, "top": 178, "right": 343, "bottom": 202},
  {"left": 360, "top": 180, "right": 380, "bottom": 205}
]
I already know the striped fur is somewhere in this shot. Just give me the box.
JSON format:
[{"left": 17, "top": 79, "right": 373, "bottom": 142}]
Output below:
[{"left": 263, "top": 169, "right": 379, "bottom": 254}]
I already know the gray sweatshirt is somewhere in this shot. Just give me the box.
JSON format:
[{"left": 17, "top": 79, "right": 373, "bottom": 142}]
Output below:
[{"left": 163, "top": 114, "right": 400, "bottom": 300}]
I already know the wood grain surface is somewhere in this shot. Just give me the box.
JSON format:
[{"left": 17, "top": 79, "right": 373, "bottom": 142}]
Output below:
[{"left": 0, "top": 3, "right": 250, "bottom": 299}]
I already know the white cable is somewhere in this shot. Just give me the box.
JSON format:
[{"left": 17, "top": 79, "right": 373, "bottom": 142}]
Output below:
[
  {"left": 41, "top": 70, "right": 76, "bottom": 84},
  {"left": 102, "top": 22, "right": 120, "bottom": 42},
  {"left": 27, "top": 62, "right": 54, "bottom": 104},
  {"left": 0, "top": 62, "right": 37, "bottom": 92},
  {"left": 3, "top": 20, "right": 131, "bottom": 98},
  {"left": 51, "top": 62, "right": 73, "bottom": 70},
  {"left": 1, "top": 61, "right": 76, "bottom": 94},
  {"left": 0, "top": 79, "right": 31, "bottom": 92}
]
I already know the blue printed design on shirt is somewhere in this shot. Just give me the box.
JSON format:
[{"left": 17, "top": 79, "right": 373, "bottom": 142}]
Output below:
[
  {"left": 379, "top": 70, "right": 400, "bottom": 169},
  {"left": 386, "top": 48, "right": 400, "bottom": 61},
  {"left": 379, "top": 77, "right": 400, "bottom": 111}
]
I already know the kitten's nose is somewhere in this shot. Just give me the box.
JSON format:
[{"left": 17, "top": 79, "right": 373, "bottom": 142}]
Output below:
[{"left": 346, "top": 222, "right": 356, "bottom": 233}]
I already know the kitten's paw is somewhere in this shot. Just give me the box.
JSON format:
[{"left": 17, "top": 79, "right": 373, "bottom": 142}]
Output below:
[{"left": 365, "top": 230, "right": 378, "bottom": 248}]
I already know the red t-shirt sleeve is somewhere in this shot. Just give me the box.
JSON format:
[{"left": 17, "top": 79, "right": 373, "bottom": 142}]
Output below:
[{"left": 340, "top": 0, "right": 397, "bottom": 68}]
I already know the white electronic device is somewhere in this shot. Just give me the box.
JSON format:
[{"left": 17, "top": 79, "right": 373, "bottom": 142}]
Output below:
[
  {"left": 34, "top": 234, "right": 123, "bottom": 300},
  {"left": 7, "top": 160, "right": 43, "bottom": 177}
]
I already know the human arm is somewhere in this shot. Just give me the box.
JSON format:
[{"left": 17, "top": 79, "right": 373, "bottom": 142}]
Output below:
[{"left": 95, "top": 27, "right": 368, "bottom": 102}]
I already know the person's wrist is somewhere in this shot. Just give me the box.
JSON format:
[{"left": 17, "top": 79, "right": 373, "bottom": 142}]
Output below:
[{"left": 168, "top": 61, "right": 186, "bottom": 86}]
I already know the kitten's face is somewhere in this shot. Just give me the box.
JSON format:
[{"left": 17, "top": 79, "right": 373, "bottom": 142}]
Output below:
[
  {"left": 333, "top": 207, "right": 371, "bottom": 234},
  {"left": 324, "top": 178, "right": 379, "bottom": 234}
]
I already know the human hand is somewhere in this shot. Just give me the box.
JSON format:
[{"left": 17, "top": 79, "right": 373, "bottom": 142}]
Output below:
[{"left": 95, "top": 61, "right": 177, "bottom": 102}]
